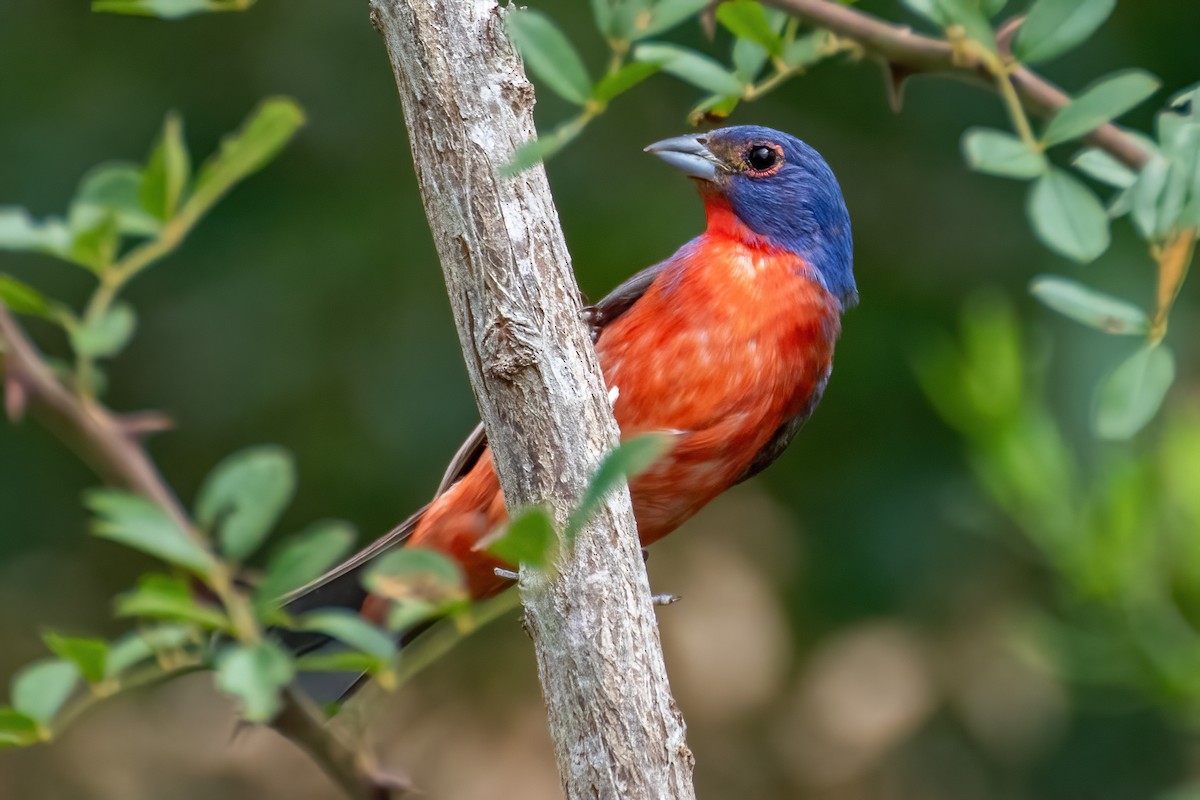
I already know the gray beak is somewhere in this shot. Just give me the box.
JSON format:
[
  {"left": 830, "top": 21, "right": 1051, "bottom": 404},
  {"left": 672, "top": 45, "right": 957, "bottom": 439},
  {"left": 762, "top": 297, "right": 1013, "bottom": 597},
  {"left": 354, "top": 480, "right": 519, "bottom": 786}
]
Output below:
[{"left": 644, "top": 134, "right": 722, "bottom": 182}]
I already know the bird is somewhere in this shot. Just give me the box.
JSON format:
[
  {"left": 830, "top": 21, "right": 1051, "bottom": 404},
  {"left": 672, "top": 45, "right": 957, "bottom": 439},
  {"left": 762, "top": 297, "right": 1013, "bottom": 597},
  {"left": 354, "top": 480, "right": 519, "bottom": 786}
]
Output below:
[{"left": 284, "top": 125, "right": 856, "bottom": 678}]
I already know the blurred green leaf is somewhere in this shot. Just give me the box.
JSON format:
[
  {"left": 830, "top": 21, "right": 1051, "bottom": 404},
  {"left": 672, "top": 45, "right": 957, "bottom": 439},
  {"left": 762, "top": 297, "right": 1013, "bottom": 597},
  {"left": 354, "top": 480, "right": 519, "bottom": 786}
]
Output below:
[
  {"left": 1029, "top": 275, "right": 1148, "bottom": 335},
  {"left": 593, "top": 62, "right": 661, "bottom": 103},
  {"left": 255, "top": 521, "right": 355, "bottom": 608},
  {"left": 716, "top": 1, "right": 782, "bottom": 56},
  {"left": 214, "top": 641, "right": 294, "bottom": 722},
  {"left": 0, "top": 275, "right": 57, "bottom": 321},
  {"left": 962, "top": 127, "right": 1047, "bottom": 179},
  {"left": 689, "top": 94, "right": 741, "bottom": 125},
  {"left": 506, "top": 9, "right": 593, "bottom": 105},
  {"left": 141, "top": 112, "right": 191, "bottom": 221},
  {"left": 634, "top": 43, "right": 745, "bottom": 97},
  {"left": 296, "top": 609, "right": 396, "bottom": 662},
  {"left": 196, "top": 445, "right": 295, "bottom": 561},
  {"left": 485, "top": 506, "right": 557, "bottom": 569},
  {"left": 1160, "top": 124, "right": 1200, "bottom": 231},
  {"left": 635, "top": 0, "right": 709, "bottom": 40},
  {"left": 901, "top": 0, "right": 947, "bottom": 24},
  {"left": 0, "top": 208, "right": 71, "bottom": 259},
  {"left": 590, "top": 0, "right": 614, "bottom": 37},
  {"left": 11, "top": 660, "right": 78, "bottom": 725},
  {"left": 1094, "top": 344, "right": 1175, "bottom": 440},
  {"left": 781, "top": 31, "right": 829, "bottom": 69},
  {"left": 92, "top": 0, "right": 253, "bottom": 19},
  {"left": 1132, "top": 157, "right": 1171, "bottom": 239},
  {"left": 115, "top": 574, "right": 231, "bottom": 630},
  {"left": 70, "top": 302, "right": 136, "bottom": 360},
  {"left": 0, "top": 709, "right": 40, "bottom": 748},
  {"left": 567, "top": 433, "right": 673, "bottom": 539},
  {"left": 66, "top": 215, "right": 119, "bottom": 273},
  {"left": 69, "top": 163, "right": 161, "bottom": 238},
  {"left": 911, "top": 0, "right": 993, "bottom": 50},
  {"left": 732, "top": 38, "right": 771, "bottom": 84},
  {"left": 1028, "top": 168, "right": 1111, "bottom": 262},
  {"left": 43, "top": 634, "right": 108, "bottom": 684},
  {"left": 502, "top": 115, "right": 591, "bottom": 176},
  {"left": 1014, "top": 0, "right": 1115, "bottom": 64},
  {"left": 185, "top": 98, "right": 304, "bottom": 223},
  {"left": 104, "top": 625, "right": 193, "bottom": 678},
  {"left": 364, "top": 548, "right": 467, "bottom": 607},
  {"left": 1073, "top": 148, "right": 1138, "bottom": 188},
  {"left": 87, "top": 489, "right": 215, "bottom": 576},
  {"left": 296, "top": 651, "right": 383, "bottom": 674},
  {"left": 1043, "top": 70, "right": 1161, "bottom": 146}
]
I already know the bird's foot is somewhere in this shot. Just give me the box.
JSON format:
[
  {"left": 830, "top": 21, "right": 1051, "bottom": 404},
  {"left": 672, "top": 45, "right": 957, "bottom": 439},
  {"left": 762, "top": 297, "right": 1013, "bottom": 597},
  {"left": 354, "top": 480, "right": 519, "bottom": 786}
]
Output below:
[
  {"left": 651, "top": 593, "right": 681, "bottom": 606},
  {"left": 494, "top": 567, "right": 520, "bottom": 581}
]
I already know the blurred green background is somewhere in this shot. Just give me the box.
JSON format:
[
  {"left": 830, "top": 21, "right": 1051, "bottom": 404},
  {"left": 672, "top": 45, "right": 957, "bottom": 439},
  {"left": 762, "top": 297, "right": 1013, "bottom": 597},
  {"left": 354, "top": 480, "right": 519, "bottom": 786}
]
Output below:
[{"left": 2, "top": 1, "right": 1199, "bottom": 797}]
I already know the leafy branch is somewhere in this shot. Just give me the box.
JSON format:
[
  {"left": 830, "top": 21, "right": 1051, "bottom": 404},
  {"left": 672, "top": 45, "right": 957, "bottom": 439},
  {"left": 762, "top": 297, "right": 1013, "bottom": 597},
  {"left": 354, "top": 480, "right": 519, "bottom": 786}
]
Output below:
[{"left": 506, "top": 0, "right": 1197, "bottom": 439}]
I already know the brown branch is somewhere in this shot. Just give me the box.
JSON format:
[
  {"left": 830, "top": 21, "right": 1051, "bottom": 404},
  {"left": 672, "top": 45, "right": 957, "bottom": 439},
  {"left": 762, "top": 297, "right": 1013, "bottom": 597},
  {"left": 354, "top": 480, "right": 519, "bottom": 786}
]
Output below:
[
  {"left": 764, "top": 0, "right": 1152, "bottom": 170},
  {"left": 0, "top": 303, "right": 403, "bottom": 800},
  {"left": 370, "top": 0, "right": 696, "bottom": 797}
]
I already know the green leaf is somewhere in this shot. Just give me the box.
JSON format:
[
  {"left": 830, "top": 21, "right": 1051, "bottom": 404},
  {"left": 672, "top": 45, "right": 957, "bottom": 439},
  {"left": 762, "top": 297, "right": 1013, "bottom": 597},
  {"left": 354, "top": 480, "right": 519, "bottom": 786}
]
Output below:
[
  {"left": 104, "top": 625, "right": 193, "bottom": 678},
  {"left": 0, "top": 709, "right": 41, "bottom": 748},
  {"left": 1014, "top": 0, "right": 1115, "bottom": 64},
  {"left": 732, "top": 38, "right": 770, "bottom": 84},
  {"left": 1094, "top": 344, "right": 1175, "bottom": 440},
  {"left": 593, "top": 62, "right": 661, "bottom": 103},
  {"left": 1043, "top": 70, "right": 1161, "bottom": 146},
  {"left": 1029, "top": 275, "right": 1148, "bottom": 335},
  {"left": 69, "top": 163, "right": 161, "bottom": 238},
  {"left": 506, "top": 9, "right": 593, "bottom": 105},
  {"left": 254, "top": 520, "right": 355, "bottom": 608},
  {"left": 196, "top": 445, "right": 296, "bottom": 561},
  {"left": 567, "top": 433, "right": 673, "bottom": 538},
  {"left": 689, "top": 94, "right": 741, "bottom": 125},
  {"left": 716, "top": 1, "right": 783, "bottom": 55},
  {"left": 1160, "top": 124, "right": 1200, "bottom": 232},
  {"left": 781, "top": 31, "right": 829, "bottom": 70},
  {"left": 43, "top": 634, "right": 108, "bottom": 684},
  {"left": 296, "top": 651, "right": 384, "bottom": 674},
  {"left": 961, "top": 127, "right": 1047, "bottom": 179},
  {"left": 66, "top": 215, "right": 119, "bottom": 273},
  {"left": 363, "top": 548, "right": 467, "bottom": 606},
  {"left": 1131, "top": 157, "right": 1171, "bottom": 239},
  {"left": 635, "top": 0, "right": 709, "bottom": 40},
  {"left": 141, "top": 112, "right": 191, "bottom": 221},
  {"left": 484, "top": 506, "right": 557, "bottom": 569},
  {"left": 1027, "top": 168, "right": 1110, "bottom": 263},
  {"left": 634, "top": 43, "right": 745, "bottom": 97},
  {"left": 0, "top": 208, "right": 71, "bottom": 259},
  {"left": 185, "top": 98, "right": 304, "bottom": 222},
  {"left": 69, "top": 302, "right": 136, "bottom": 360},
  {"left": 501, "top": 115, "right": 591, "bottom": 176},
  {"left": 87, "top": 489, "right": 216, "bottom": 576},
  {"left": 92, "top": 0, "right": 251, "bottom": 20},
  {"left": 901, "top": 0, "right": 948, "bottom": 24},
  {"left": 296, "top": 609, "right": 396, "bottom": 662},
  {"left": 0, "top": 275, "right": 56, "bottom": 320},
  {"left": 115, "top": 574, "right": 231, "bottom": 630},
  {"left": 1072, "top": 148, "right": 1138, "bottom": 188},
  {"left": 590, "top": 0, "right": 614, "bottom": 37},
  {"left": 931, "top": 0, "right": 995, "bottom": 51},
  {"left": 214, "top": 641, "right": 294, "bottom": 723},
  {"left": 11, "top": 660, "right": 78, "bottom": 725}
]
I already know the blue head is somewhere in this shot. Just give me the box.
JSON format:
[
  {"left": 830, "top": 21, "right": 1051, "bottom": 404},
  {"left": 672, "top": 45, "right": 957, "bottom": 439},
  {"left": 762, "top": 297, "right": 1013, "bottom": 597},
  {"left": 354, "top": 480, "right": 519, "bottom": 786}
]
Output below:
[{"left": 645, "top": 125, "right": 857, "bottom": 310}]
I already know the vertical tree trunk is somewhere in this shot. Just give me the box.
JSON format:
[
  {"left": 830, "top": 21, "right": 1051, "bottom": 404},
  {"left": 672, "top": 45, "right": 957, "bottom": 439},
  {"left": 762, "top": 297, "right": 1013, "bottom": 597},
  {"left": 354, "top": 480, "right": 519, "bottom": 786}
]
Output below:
[{"left": 368, "top": 0, "right": 697, "bottom": 797}]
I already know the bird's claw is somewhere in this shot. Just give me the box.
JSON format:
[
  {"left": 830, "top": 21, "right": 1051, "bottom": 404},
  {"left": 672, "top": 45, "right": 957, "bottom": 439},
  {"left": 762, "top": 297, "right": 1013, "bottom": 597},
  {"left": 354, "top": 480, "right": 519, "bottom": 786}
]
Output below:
[
  {"left": 651, "top": 593, "right": 681, "bottom": 606},
  {"left": 494, "top": 567, "right": 519, "bottom": 581}
]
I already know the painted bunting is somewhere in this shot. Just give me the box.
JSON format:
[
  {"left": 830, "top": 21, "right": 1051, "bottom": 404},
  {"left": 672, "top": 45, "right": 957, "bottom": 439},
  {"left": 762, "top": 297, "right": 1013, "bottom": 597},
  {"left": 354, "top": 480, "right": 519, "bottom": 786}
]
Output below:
[{"left": 286, "top": 125, "right": 856, "bottom": 681}]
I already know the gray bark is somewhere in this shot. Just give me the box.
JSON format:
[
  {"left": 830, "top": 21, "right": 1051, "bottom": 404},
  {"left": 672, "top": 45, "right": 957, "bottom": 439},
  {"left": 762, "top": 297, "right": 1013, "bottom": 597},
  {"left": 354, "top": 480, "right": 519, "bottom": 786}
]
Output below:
[{"left": 368, "top": 0, "right": 697, "bottom": 798}]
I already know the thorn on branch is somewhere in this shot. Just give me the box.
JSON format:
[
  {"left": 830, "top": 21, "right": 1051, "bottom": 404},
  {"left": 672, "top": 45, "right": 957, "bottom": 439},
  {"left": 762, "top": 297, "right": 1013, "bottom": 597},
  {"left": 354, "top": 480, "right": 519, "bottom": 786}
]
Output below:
[{"left": 116, "top": 410, "right": 175, "bottom": 440}]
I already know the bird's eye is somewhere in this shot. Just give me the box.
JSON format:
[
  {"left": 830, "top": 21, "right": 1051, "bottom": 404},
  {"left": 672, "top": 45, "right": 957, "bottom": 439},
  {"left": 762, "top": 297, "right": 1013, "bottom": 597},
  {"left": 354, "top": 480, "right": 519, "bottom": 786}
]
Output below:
[{"left": 744, "top": 143, "right": 782, "bottom": 175}]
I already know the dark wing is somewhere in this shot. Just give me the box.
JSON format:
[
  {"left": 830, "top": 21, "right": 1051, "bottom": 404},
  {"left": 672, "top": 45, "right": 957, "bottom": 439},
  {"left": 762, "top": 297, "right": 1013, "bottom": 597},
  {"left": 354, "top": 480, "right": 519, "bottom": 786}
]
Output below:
[
  {"left": 280, "top": 259, "right": 672, "bottom": 621},
  {"left": 735, "top": 365, "right": 831, "bottom": 484}
]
